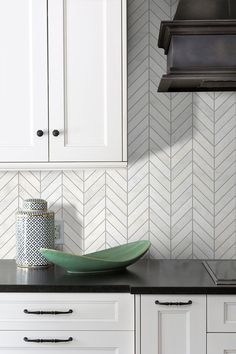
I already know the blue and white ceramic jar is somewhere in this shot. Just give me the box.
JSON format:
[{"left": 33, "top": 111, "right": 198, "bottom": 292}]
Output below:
[{"left": 16, "top": 199, "right": 55, "bottom": 268}]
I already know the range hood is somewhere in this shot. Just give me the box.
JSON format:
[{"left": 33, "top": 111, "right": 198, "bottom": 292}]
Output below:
[{"left": 158, "top": 0, "right": 236, "bottom": 92}]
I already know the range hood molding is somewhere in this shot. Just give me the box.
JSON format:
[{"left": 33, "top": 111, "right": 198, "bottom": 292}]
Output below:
[
  {"left": 159, "top": 21, "right": 236, "bottom": 55},
  {"left": 174, "top": 0, "right": 236, "bottom": 21},
  {"left": 158, "top": 0, "right": 236, "bottom": 92}
]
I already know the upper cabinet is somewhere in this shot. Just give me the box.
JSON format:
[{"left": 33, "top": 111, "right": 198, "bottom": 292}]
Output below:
[
  {"left": 0, "top": 0, "right": 127, "bottom": 169},
  {"left": 48, "top": 0, "right": 125, "bottom": 163},
  {"left": 0, "top": 0, "right": 48, "bottom": 163}
]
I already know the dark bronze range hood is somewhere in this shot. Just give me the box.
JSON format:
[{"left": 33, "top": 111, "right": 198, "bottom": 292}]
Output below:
[{"left": 158, "top": 0, "right": 236, "bottom": 92}]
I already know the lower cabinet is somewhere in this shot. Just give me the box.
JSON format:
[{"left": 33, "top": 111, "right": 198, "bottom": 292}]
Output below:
[
  {"left": 0, "top": 293, "right": 134, "bottom": 354},
  {"left": 208, "top": 334, "right": 236, "bottom": 354},
  {"left": 207, "top": 295, "right": 236, "bottom": 354},
  {"left": 140, "top": 295, "right": 206, "bottom": 354},
  {"left": 0, "top": 331, "right": 133, "bottom": 354},
  {"left": 4, "top": 292, "right": 236, "bottom": 353}
]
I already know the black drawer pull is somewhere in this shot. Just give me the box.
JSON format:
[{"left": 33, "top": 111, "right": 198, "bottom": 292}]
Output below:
[
  {"left": 24, "top": 337, "right": 73, "bottom": 343},
  {"left": 24, "top": 309, "right": 73, "bottom": 315},
  {"left": 155, "top": 300, "right": 192, "bottom": 306}
]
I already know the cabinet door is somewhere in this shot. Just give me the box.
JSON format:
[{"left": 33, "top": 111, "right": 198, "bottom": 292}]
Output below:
[
  {"left": 0, "top": 293, "right": 134, "bottom": 331},
  {"left": 48, "top": 0, "right": 125, "bottom": 162},
  {"left": 208, "top": 295, "right": 236, "bottom": 332},
  {"left": 0, "top": 0, "right": 48, "bottom": 162},
  {"left": 208, "top": 334, "right": 236, "bottom": 354},
  {"left": 0, "top": 330, "right": 134, "bottom": 354},
  {"left": 141, "top": 295, "right": 206, "bottom": 354}
]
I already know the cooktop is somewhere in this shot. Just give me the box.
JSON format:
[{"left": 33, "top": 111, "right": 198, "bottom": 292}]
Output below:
[{"left": 203, "top": 260, "right": 236, "bottom": 285}]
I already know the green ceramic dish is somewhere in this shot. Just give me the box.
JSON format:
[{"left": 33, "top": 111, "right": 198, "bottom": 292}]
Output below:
[{"left": 40, "top": 240, "right": 151, "bottom": 273}]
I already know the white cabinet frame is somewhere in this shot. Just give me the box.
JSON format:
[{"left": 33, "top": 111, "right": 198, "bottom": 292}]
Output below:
[{"left": 0, "top": 0, "right": 127, "bottom": 170}]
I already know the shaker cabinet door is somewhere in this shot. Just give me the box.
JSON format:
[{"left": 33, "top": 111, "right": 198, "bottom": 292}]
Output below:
[
  {"left": 141, "top": 295, "right": 206, "bottom": 354},
  {"left": 208, "top": 334, "right": 236, "bottom": 354},
  {"left": 48, "top": 0, "right": 125, "bottom": 162},
  {"left": 0, "top": 0, "right": 48, "bottom": 162}
]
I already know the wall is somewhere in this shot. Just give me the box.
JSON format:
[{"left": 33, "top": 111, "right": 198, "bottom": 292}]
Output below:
[{"left": 0, "top": 0, "right": 235, "bottom": 259}]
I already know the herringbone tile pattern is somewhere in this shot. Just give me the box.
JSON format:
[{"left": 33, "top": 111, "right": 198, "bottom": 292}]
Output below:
[
  {"left": 63, "top": 171, "right": 83, "bottom": 254},
  {"left": 106, "top": 169, "right": 128, "bottom": 247},
  {"left": 84, "top": 170, "right": 106, "bottom": 253},
  {"left": 149, "top": 0, "right": 171, "bottom": 259},
  {"left": 0, "top": 0, "right": 235, "bottom": 260},
  {"left": 215, "top": 93, "right": 236, "bottom": 259},
  {"left": 171, "top": 93, "right": 193, "bottom": 259},
  {"left": 193, "top": 93, "right": 214, "bottom": 259},
  {"left": 0, "top": 172, "right": 18, "bottom": 258},
  {"left": 128, "top": 0, "right": 149, "bottom": 244}
]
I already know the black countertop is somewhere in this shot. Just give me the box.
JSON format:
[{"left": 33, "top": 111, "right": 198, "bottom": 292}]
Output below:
[{"left": 1, "top": 259, "right": 236, "bottom": 294}]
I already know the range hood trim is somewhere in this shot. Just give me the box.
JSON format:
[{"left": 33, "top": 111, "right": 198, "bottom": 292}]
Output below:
[
  {"left": 158, "top": 73, "right": 236, "bottom": 92},
  {"left": 159, "top": 20, "right": 236, "bottom": 54}
]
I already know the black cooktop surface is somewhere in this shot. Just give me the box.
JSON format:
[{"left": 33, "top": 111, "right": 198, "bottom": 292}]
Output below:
[{"left": 204, "top": 260, "right": 236, "bottom": 285}]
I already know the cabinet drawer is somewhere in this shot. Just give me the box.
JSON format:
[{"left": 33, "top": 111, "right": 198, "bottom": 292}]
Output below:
[
  {"left": 0, "top": 330, "right": 134, "bottom": 353},
  {"left": 208, "top": 333, "right": 236, "bottom": 354},
  {"left": 208, "top": 295, "right": 236, "bottom": 332},
  {"left": 0, "top": 293, "right": 134, "bottom": 331}
]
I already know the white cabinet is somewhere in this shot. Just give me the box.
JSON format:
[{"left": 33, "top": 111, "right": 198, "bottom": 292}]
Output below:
[
  {"left": 207, "top": 295, "right": 236, "bottom": 332},
  {"left": 0, "top": 0, "right": 127, "bottom": 169},
  {"left": 0, "top": 293, "right": 134, "bottom": 353},
  {"left": 140, "top": 295, "right": 206, "bottom": 354},
  {"left": 48, "top": 0, "right": 126, "bottom": 163},
  {"left": 207, "top": 295, "right": 236, "bottom": 354},
  {"left": 0, "top": 293, "right": 134, "bottom": 331},
  {"left": 0, "top": 331, "right": 133, "bottom": 354},
  {"left": 208, "top": 334, "right": 236, "bottom": 354},
  {"left": 0, "top": 0, "right": 48, "bottom": 162}
]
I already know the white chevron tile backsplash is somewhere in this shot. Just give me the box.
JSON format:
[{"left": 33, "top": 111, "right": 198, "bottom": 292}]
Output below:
[
  {"left": 63, "top": 171, "right": 83, "bottom": 254},
  {"left": 1, "top": 0, "right": 236, "bottom": 259},
  {"left": 193, "top": 93, "right": 214, "bottom": 259}
]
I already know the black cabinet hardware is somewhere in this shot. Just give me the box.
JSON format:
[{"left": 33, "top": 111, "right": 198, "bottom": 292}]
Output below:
[
  {"left": 24, "top": 309, "right": 73, "bottom": 315},
  {"left": 24, "top": 337, "right": 73, "bottom": 343},
  {"left": 155, "top": 300, "right": 192, "bottom": 306},
  {"left": 52, "top": 130, "right": 60, "bottom": 137},
  {"left": 37, "top": 130, "right": 44, "bottom": 137}
]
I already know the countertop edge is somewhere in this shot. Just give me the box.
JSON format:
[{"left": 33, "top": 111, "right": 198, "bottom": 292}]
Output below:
[
  {"left": 130, "top": 287, "right": 236, "bottom": 294},
  {"left": 0, "top": 285, "right": 131, "bottom": 293}
]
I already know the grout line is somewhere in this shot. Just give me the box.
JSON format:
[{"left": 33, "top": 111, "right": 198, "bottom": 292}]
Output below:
[
  {"left": 40, "top": 171, "right": 42, "bottom": 198},
  {"left": 17, "top": 172, "right": 19, "bottom": 210},
  {"left": 213, "top": 92, "right": 216, "bottom": 260},
  {"left": 61, "top": 170, "right": 64, "bottom": 250},
  {"left": 192, "top": 92, "right": 194, "bottom": 259},
  {"left": 83, "top": 170, "right": 85, "bottom": 254},
  {"left": 105, "top": 170, "right": 107, "bottom": 249},
  {"left": 170, "top": 0, "right": 172, "bottom": 259},
  {"left": 148, "top": 0, "right": 150, "bottom": 255},
  {"left": 126, "top": 0, "right": 129, "bottom": 247},
  {"left": 233, "top": 91, "right": 236, "bottom": 259}
]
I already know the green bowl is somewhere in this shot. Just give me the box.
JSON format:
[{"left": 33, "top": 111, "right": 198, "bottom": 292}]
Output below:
[{"left": 40, "top": 240, "right": 151, "bottom": 273}]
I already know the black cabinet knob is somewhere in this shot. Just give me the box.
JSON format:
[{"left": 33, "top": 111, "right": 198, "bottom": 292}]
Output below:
[
  {"left": 52, "top": 130, "right": 60, "bottom": 137},
  {"left": 37, "top": 130, "right": 44, "bottom": 137}
]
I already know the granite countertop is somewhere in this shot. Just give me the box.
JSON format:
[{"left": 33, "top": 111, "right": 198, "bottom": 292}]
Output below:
[{"left": 1, "top": 259, "right": 236, "bottom": 294}]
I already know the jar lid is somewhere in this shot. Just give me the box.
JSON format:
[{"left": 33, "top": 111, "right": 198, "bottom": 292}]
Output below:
[{"left": 23, "top": 199, "right": 48, "bottom": 211}]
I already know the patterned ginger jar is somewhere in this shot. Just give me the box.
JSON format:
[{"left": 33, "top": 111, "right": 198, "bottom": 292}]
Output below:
[{"left": 16, "top": 199, "right": 55, "bottom": 268}]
